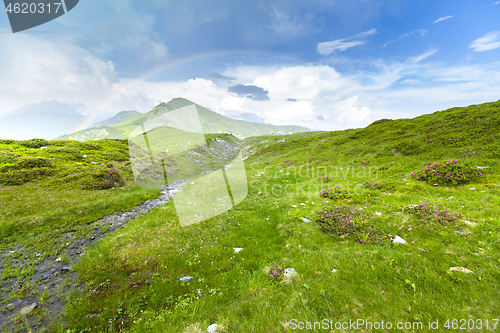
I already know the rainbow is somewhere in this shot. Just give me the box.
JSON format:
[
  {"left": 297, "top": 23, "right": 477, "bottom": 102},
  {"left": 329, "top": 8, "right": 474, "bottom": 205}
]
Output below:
[{"left": 75, "top": 50, "right": 301, "bottom": 133}]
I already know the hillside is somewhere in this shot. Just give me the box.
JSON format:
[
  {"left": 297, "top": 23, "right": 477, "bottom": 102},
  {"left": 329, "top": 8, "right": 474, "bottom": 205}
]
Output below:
[
  {"left": 94, "top": 110, "right": 142, "bottom": 127},
  {"left": 1, "top": 99, "right": 499, "bottom": 332},
  {"left": 57, "top": 98, "right": 309, "bottom": 141}
]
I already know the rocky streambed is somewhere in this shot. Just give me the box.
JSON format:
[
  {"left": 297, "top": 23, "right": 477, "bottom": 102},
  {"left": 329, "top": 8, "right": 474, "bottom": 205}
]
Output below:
[{"left": 0, "top": 179, "right": 184, "bottom": 332}]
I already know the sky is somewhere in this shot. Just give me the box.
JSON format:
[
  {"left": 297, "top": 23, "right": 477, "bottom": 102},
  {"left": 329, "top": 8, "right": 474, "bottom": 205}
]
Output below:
[{"left": 1, "top": 0, "right": 500, "bottom": 136}]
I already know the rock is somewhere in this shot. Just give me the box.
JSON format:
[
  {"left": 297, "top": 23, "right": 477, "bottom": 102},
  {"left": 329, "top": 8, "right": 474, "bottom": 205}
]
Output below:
[
  {"left": 20, "top": 302, "right": 37, "bottom": 316},
  {"left": 291, "top": 205, "right": 297, "bottom": 208},
  {"left": 433, "top": 183, "right": 439, "bottom": 186},
  {"left": 40, "top": 146, "right": 48, "bottom": 149},
  {"left": 331, "top": 268, "right": 337, "bottom": 273},
  {"left": 475, "top": 166, "right": 488, "bottom": 169},
  {"left": 453, "top": 230, "right": 464, "bottom": 235},
  {"left": 300, "top": 203, "right": 306, "bottom": 206},
  {"left": 6, "top": 303, "right": 14, "bottom": 311},
  {"left": 449, "top": 267, "right": 473, "bottom": 274},
  {"left": 179, "top": 276, "right": 194, "bottom": 282},
  {"left": 82, "top": 155, "right": 87, "bottom": 158},
  {"left": 374, "top": 211, "right": 382, "bottom": 216},
  {"left": 207, "top": 324, "right": 219, "bottom": 333},
  {"left": 283, "top": 268, "right": 297, "bottom": 280},
  {"left": 406, "top": 183, "right": 410, "bottom": 185},
  {"left": 469, "top": 188, "right": 476, "bottom": 191},
  {"left": 392, "top": 235, "right": 407, "bottom": 244},
  {"left": 446, "top": 196, "right": 455, "bottom": 201},
  {"left": 301, "top": 217, "right": 311, "bottom": 223},
  {"left": 464, "top": 219, "right": 477, "bottom": 226},
  {"left": 60, "top": 267, "right": 70, "bottom": 273},
  {"left": 233, "top": 248, "right": 243, "bottom": 253},
  {"left": 91, "top": 161, "right": 97, "bottom": 164}
]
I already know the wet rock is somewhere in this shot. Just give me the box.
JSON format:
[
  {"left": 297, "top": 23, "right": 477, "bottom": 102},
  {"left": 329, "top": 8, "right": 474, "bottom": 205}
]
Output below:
[
  {"left": 20, "top": 302, "right": 37, "bottom": 316},
  {"left": 60, "top": 267, "right": 70, "bottom": 273}
]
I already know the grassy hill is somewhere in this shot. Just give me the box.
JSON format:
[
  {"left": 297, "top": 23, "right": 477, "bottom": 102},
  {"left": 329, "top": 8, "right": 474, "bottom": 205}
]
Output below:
[
  {"left": 57, "top": 98, "right": 310, "bottom": 141},
  {"left": 1, "top": 99, "right": 500, "bottom": 332},
  {"left": 94, "top": 111, "right": 142, "bottom": 127}
]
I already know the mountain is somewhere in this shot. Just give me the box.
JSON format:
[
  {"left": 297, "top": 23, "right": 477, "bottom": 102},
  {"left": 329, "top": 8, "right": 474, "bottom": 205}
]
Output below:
[
  {"left": 56, "top": 98, "right": 309, "bottom": 141},
  {"left": 94, "top": 110, "right": 142, "bottom": 127}
]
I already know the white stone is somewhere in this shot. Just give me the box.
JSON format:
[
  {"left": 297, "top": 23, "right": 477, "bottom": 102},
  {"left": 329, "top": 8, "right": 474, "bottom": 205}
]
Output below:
[
  {"left": 446, "top": 196, "right": 455, "bottom": 200},
  {"left": 475, "top": 166, "right": 488, "bottom": 169},
  {"left": 301, "top": 217, "right": 311, "bottom": 223},
  {"left": 392, "top": 235, "right": 407, "bottom": 244},
  {"left": 179, "top": 276, "right": 194, "bottom": 282},
  {"left": 300, "top": 203, "right": 306, "bottom": 206},
  {"left": 374, "top": 211, "right": 382, "bottom": 216},
  {"left": 469, "top": 188, "right": 476, "bottom": 191},
  {"left": 449, "top": 267, "right": 473, "bottom": 274},
  {"left": 207, "top": 324, "right": 219, "bottom": 333},
  {"left": 283, "top": 268, "right": 297, "bottom": 280},
  {"left": 233, "top": 248, "right": 243, "bottom": 253},
  {"left": 331, "top": 268, "right": 337, "bottom": 273},
  {"left": 20, "top": 302, "right": 37, "bottom": 316}
]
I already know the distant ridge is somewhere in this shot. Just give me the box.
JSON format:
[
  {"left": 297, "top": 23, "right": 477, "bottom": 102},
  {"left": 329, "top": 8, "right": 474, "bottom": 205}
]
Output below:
[
  {"left": 94, "top": 111, "right": 141, "bottom": 127},
  {"left": 57, "top": 98, "right": 310, "bottom": 141}
]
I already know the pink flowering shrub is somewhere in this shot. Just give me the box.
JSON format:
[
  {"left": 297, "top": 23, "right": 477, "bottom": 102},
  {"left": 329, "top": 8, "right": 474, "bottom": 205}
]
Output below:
[
  {"left": 403, "top": 203, "right": 462, "bottom": 227},
  {"left": 320, "top": 185, "right": 352, "bottom": 200},
  {"left": 83, "top": 168, "right": 124, "bottom": 190},
  {"left": 268, "top": 262, "right": 284, "bottom": 283},
  {"left": 410, "top": 159, "right": 482, "bottom": 186}
]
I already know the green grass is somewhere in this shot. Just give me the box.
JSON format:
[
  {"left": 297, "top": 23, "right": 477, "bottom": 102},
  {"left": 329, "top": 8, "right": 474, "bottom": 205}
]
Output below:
[{"left": 2, "top": 100, "right": 500, "bottom": 332}]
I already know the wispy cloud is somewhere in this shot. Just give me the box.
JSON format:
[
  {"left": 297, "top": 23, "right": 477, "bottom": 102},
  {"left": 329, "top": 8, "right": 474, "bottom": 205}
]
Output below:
[
  {"left": 381, "top": 29, "right": 428, "bottom": 47},
  {"left": 469, "top": 31, "right": 500, "bottom": 52},
  {"left": 495, "top": 1, "right": 500, "bottom": 4},
  {"left": 317, "top": 28, "right": 377, "bottom": 55},
  {"left": 407, "top": 49, "right": 438, "bottom": 64},
  {"left": 432, "top": 16, "right": 453, "bottom": 24}
]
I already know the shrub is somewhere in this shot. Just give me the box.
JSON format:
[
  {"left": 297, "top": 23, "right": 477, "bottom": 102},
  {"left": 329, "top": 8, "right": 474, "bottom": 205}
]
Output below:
[
  {"left": 410, "top": 159, "right": 482, "bottom": 186},
  {"left": 364, "top": 178, "right": 397, "bottom": 191},
  {"left": 0, "top": 139, "right": 16, "bottom": 145},
  {"left": 403, "top": 203, "right": 461, "bottom": 228},
  {"left": 394, "top": 139, "right": 426, "bottom": 155},
  {"left": 320, "top": 185, "right": 352, "bottom": 200},
  {"left": 18, "top": 138, "right": 49, "bottom": 148},
  {"left": 45, "top": 146, "right": 83, "bottom": 159},
  {"left": 0, "top": 168, "right": 55, "bottom": 186},
  {"left": 83, "top": 168, "right": 125, "bottom": 190},
  {"left": 317, "top": 175, "right": 333, "bottom": 182},
  {"left": 0, "top": 157, "right": 53, "bottom": 171},
  {"left": 0, "top": 148, "right": 20, "bottom": 163},
  {"left": 315, "top": 206, "right": 380, "bottom": 243}
]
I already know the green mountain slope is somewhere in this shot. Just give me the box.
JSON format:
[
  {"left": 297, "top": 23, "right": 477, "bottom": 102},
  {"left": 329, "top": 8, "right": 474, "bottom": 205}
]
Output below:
[
  {"left": 94, "top": 110, "right": 141, "bottom": 127},
  {"left": 57, "top": 98, "right": 309, "bottom": 141}
]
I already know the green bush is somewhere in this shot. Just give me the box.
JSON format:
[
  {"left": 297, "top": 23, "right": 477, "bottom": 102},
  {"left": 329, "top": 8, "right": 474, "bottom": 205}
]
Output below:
[
  {"left": 45, "top": 146, "right": 83, "bottom": 159},
  {"left": 364, "top": 178, "right": 397, "bottom": 191},
  {"left": 18, "top": 138, "right": 49, "bottom": 148},
  {"left": 82, "top": 168, "right": 125, "bottom": 190},
  {"left": 315, "top": 206, "right": 381, "bottom": 243},
  {"left": 320, "top": 185, "right": 352, "bottom": 200},
  {"left": 410, "top": 159, "right": 483, "bottom": 186},
  {"left": 0, "top": 168, "right": 55, "bottom": 186},
  {"left": 0, "top": 139, "right": 16, "bottom": 145},
  {"left": 394, "top": 139, "right": 426, "bottom": 155},
  {"left": 0, "top": 157, "right": 53, "bottom": 171},
  {"left": 0, "top": 148, "right": 20, "bottom": 163}
]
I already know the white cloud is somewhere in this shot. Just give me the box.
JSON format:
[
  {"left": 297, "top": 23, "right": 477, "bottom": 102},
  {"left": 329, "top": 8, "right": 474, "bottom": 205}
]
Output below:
[
  {"left": 432, "top": 16, "right": 453, "bottom": 24},
  {"left": 407, "top": 49, "right": 437, "bottom": 64},
  {"left": 381, "top": 29, "right": 428, "bottom": 47},
  {"left": 335, "top": 96, "right": 371, "bottom": 123},
  {"left": 400, "top": 79, "right": 422, "bottom": 84},
  {"left": 495, "top": 1, "right": 500, "bottom": 4},
  {"left": 469, "top": 31, "right": 500, "bottom": 52},
  {"left": 317, "top": 28, "right": 377, "bottom": 55}
]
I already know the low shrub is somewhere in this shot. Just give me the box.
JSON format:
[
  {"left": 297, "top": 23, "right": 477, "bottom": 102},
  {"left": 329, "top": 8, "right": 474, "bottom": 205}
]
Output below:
[
  {"left": 410, "top": 159, "right": 482, "bottom": 186},
  {"left": 403, "top": 203, "right": 462, "bottom": 228},
  {"left": 317, "top": 175, "right": 333, "bottom": 182},
  {"left": 0, "top": 148, "right": 20, "bottom": 163},
  {"left": 0, "top": 139, "right": 16, "bottom": 145},
  {"left": 45, "top": 146, "right": 83, "bottom": 159},
  {"left": 18, "top": 138, "right": 49, "bottom": 148},
  {"left": 0, "top": 168, "right": 56, "bottom": 186},
  {"left": 315, "top": 206, "right": 381, "bottom": 243},
  {"left": 320, "top": 185, "right": 352, "bottom": 200},
  {"left": 82, "top": 168, "right": 125, "bottom": 190},
  {"left": 364, "top": 178, "right": 397, "bottom": 191}
]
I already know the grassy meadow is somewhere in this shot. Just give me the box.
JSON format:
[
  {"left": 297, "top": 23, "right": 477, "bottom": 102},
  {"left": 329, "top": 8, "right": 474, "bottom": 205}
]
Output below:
[{"left": 1, "top": 100, "right": 500, "bottom": 332}]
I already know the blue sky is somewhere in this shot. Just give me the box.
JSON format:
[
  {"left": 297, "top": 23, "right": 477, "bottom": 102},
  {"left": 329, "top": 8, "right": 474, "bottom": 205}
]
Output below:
[{"left": 1, "top": 0, "right": 500, "bottom": 134}]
